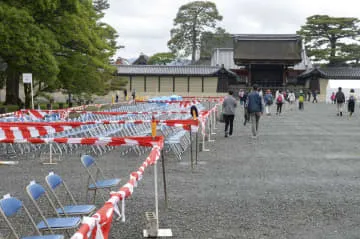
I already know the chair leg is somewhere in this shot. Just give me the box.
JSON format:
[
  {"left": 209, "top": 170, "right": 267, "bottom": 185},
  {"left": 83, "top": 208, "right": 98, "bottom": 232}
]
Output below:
[
  {"left": 93, "top": 189, "right": 97, "bottom": 204},
  {"left": 85, "top": 188, "right": 89, "bottom": 204}
]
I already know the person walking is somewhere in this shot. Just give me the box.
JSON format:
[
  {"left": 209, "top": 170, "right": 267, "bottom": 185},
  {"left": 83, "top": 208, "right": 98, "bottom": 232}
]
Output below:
[
  {"left": 131, "top": 89, "right": 136, "bottom": 100},
  {"left": 330, "top": 92, "right": 336, "bottom": 104},
  {"left": 348, "top": 89, "right": 356, "bottom": 118},
  {"left": 288, "top": 90, "right": 296, "bottom": 105},
  {"left": 298, "top": 90, "right": 305, "bottom": 110},
  {"left": 276, "top": 90, "right": 285, "bottom": 115},
  {"left": 312, "top": 90, "right": 318, "bottom": 103},
  {"left": 335, "top": 87, "right": 345, "bottom": 116},
  {"left": 243, "top": 90, "right": 250, "bottom": 126},
  {"left": 222, "top": 90, "right": 237, "bottom": 137},
  {"left": 307, "top": 90, "right": 311, "bottom": 101},
  {"left": 247, "top": 85, "right": 263, "bottom": 137},
  {"left": 238, "top": 89, "right": 245, "bottom": 105},
  {"left": 264, "top": 89, "right": 273, "bottom": 115},
  {"left": 123, "top": 89, "right": 128, "bottom": 101}
]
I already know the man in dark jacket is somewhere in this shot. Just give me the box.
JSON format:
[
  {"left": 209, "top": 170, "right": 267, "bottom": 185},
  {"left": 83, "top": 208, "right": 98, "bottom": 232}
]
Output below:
[
  {"left": 247, "top": 85, "right": 263, "bottom": 137},
  {"left": 335, "top": 87, "right": 345, "bottom": 116},
  {"left": 222, "top": 90, "right": 237, "bottom": 137}
]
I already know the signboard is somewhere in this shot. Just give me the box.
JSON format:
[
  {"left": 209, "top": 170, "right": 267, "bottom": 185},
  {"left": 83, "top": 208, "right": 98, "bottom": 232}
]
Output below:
[{"left": 22, "top": 73, "right": 32, "bottom": 84}]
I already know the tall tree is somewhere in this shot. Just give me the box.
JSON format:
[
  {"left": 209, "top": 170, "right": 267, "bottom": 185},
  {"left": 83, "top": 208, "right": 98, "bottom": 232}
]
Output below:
[
  {"left": 0, "top": 2, "right": 59, "bottom": 107},
  {"left": 298, "top": 15, "right": 360, "bottom": 65},
  {"left": 93, "top": 0, "right": 110, "bottom": 16},
  {"left": 200, "top": 27, "right": 232, "bottom": 59},
  {"left": 0, "top": 0, "right": 119, "bottom": 107},
  {"left": 168, "top": 1, "right": 223, "bottom": 63},
  {"left": 339, "top": 43, "right": 360, "bottom": 65},
  {"left": 148, "top": 52, "right": 176, "bottom": 65}
]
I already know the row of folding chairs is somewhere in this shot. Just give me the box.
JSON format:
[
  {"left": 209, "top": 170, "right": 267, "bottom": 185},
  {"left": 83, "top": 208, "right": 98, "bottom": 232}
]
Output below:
[
  {"left": 0, "top": 155, "right": 121, "bottom": 239},
  {"left": 0, "top": 102, "right": 205, "bottom": 160}
]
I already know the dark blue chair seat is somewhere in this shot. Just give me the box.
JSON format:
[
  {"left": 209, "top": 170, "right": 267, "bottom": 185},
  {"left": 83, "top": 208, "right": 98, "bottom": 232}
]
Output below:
[
  {"left": 23, "top": 235, "right": 64, "bottom": 239},
  {"left": 89, "top": 178, "right": 121, "bottom": 189},
  {"left": 56, "top": 205, "right": 96, "bottom": 215},
  {"left": 37, "top": 217, "right": 80, "bottom": 230}
]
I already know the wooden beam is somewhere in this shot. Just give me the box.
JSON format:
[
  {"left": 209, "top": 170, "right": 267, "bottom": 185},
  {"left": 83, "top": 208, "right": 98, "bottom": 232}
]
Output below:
[
  {"left": 187, "top": 76, "right": 190, "bottom": 92},
  {"left": 144, "top": 75, "right": 147, "bottom": 92},
  {"left": 158, "top": 76, "right": 161, "bottom": 92},
  {"left": 173, "top": 76, "right": 175, "bottom": 92},
  {"left": 130, "top": 76, "right": 132, "bottom": 91},
  {"left": 201, "top": 76, "right": 204, "bottom": 93}
]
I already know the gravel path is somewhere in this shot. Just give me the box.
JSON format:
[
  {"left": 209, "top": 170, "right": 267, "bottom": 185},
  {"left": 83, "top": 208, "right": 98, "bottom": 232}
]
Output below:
[{"left": 1, "top": 102, "right": 360, "bottom": 238}]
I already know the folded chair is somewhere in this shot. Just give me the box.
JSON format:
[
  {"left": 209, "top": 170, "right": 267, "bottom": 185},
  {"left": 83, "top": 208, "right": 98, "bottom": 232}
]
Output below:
[
  {"left": 80, "top": 155, "right": 121, "bottom": 203},
  {"left": 45, "top": 172, "right": 96, "bottom": 216},
  {"left": 25, "top": 181, "right": 81, "bottom": 235},
  {"left": 0, "top": 194, "right": 64, "bottom": 239}
]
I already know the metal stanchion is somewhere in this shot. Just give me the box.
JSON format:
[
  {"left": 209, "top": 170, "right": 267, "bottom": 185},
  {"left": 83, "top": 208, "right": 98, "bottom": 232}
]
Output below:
[
  {"left": 161, "top": 151, "right": 168, "bottom": 209},
  {"left": 43, "top": 143, "right": 57, "bottom": 165},
  {"left": 189, "top": 130, "right": 193, "bottom": 169},
  {"left": 144, "top": 116, "right": 172, "bottom": 237},
  {"left": 195, "top": 132, "right": 198, "bottom": 164}
]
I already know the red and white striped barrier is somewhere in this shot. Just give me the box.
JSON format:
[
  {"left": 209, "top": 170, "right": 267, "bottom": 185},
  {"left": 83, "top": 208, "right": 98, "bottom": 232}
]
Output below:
[
  {"left": 0, "top": 136, "right": 164, "bottom": 147},
  {"left": 71, "top": 144, "right": 163, "bottom": 239},
  {"left": 0, "top": 126, "right": 74, "bottom": 140},
  {"left": 0, "top": 119, "right": 199, "bottom": 133}
]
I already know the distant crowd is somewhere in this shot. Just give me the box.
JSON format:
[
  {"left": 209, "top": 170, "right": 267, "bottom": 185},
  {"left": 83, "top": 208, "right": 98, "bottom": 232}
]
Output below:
[{"left": 222, "top": 86, "right": 357, "bottom": 138}]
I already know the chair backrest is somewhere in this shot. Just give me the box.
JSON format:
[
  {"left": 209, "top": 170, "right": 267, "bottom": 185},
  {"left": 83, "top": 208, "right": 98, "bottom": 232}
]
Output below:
[
  {"left": 27, "top": 181, "right": 46, "bottom": 200},
  {"left": 26, "top": 181, "right": 60, "bottom": 218},
  {"left": 81, "top": 155, "right": 95, "bottom": 168},
  {"left": 46, "top": 172, "right": 63, "bottom": 190},
  {"left": 0, "top": 195, "right": 22, "bottom": 217},
  {"left": 0, "top": 194, "right": 45, "bottom": 238},
  {"left": 45, "top": 172, "right": 77, "bottom": 205}
]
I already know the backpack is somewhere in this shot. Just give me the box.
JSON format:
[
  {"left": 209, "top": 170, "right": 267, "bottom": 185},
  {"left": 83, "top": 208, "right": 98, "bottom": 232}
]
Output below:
[
  {"left": 266, "top": 95, "right": 273, "bottom": 105},
  {"left": 349, "top": 95, "right": 355, "bottom": 103},
  {"left": 276, "top": 95, "right": 283, "bottom": 104},
  {"left": 299, "top": 95, "right": 304, "bottom": 103}
]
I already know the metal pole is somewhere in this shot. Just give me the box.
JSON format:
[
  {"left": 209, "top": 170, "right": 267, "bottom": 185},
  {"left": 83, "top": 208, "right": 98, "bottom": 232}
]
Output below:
[
  {"left": 161, "top": 151, "right": 168, "bottom": 209},
  {"left": 154, "top": 161, "right": 159, "bottom": 229},
  {"left": 189, "top": 130, "right": 193, "bottom": 169},
  {"left": 31, "top": 81, "right": 34, "bottom": 110},
  {"left": 195, "top": 132, "right": 198, "bottom": 165}
]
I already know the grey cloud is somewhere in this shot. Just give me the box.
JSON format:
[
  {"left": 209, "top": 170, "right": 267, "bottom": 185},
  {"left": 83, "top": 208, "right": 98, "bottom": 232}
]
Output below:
[{"left": 104, "top": 0, "right": 360, "bottom": 58}]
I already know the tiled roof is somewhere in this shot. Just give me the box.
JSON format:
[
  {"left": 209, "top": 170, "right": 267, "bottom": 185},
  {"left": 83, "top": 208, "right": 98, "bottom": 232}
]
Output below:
[
  {"left": 233, "top": 34, "right": 301, "bottom": 41},
  {"left": 299, "top": 67, "right": 360, "bottom": 79},
  {"left": 116, "top": 65, "right": 228, "bottom": 76}
]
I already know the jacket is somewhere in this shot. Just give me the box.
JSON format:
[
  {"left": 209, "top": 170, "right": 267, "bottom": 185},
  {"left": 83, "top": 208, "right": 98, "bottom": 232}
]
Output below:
[
  {"left": 247, "top": 91, "right": 263, "bottom": 113},
  {"left": 264, "top": 93, "right": 273, "bottom": 105},
  {"left": 222, "top": 95, "right": 237, "bottom": 115},
  {"left": 335, "top": 91, "right": 345, "bottom": 103},
  {"left": 288, "top": 93, "right": 296, "bottom": 102},
  {"left": 276, "top": 94, "right": 285, "bottom": 104}
]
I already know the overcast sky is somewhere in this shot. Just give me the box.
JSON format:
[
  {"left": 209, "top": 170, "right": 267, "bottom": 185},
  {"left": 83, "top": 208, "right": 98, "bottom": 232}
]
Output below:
[{"left": 103, "top": 0, "right": 360, "bottom": 59}]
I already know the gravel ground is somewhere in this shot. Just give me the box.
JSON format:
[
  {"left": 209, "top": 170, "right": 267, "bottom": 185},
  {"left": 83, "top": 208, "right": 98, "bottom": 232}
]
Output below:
[{"left": 2, "top": 102, "right": 360, "bottom": 239}]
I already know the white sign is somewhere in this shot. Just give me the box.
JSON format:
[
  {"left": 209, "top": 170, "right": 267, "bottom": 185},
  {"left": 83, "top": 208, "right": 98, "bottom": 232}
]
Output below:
[{"left": 22, "top": 73, "right": 32, "bottom": 84}]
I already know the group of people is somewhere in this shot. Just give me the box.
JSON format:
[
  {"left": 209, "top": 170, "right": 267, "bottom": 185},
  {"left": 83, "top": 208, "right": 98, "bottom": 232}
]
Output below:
[
  {"left": 222, "top": 86, "right": 307, "bottom": 138},
  {"left": 332, "top": 87, "right": 357, "bottom": 117}
]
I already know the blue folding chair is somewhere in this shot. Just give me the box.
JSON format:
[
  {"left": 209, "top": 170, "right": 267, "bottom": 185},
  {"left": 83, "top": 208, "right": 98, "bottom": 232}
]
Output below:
[
  {"left": 45, "top": 172, "right": 96, "bottom": 216},
  {"left": 80, "top": 155, "right": 121, "bottom": 203},
  {"left": 25, "top": 181, "right": 81, "bottom": 234},
  {"left": 0, "top": 194, "right": 64, "bottom": 239}
]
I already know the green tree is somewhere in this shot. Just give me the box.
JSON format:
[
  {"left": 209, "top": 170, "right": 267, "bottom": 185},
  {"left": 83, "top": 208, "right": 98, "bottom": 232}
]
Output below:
[
  {"left": 0, "top": 2, "right": 59, "bottom": 107},
  {"left": 93, "top": 0, "right": 110, "bottom": 16},
  {"left": 298, "top": 15, "right": 360, "bottom": 65},
  {"left": 339, "top": 43, "right": 360, "bottom": 65},
  {"left": 168, "top": 1, "right": 223, "bottom": 63},
  {"left": 148, "top": 52, "right": 176, "bottom": 65},
  {"left": 200, "top": 27, "right": 232, "bottom": 59},
  {"left": 0, "top": 0, "right": 119, "bottom": 107}
]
